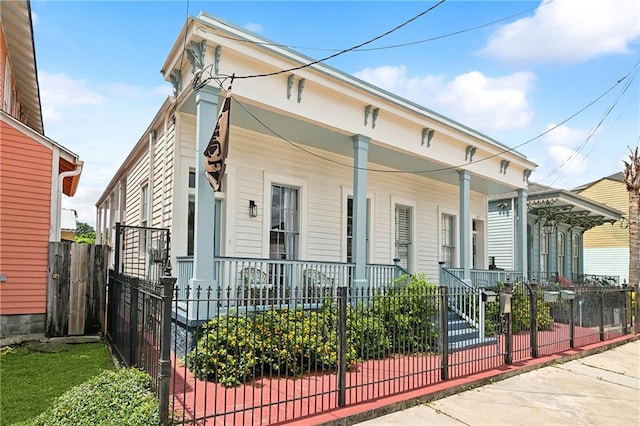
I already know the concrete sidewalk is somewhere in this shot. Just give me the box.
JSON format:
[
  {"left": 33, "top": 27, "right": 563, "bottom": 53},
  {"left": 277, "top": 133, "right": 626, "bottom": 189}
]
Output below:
[{"left": 357, "top": 340, "right": 639, "bottom": 425}]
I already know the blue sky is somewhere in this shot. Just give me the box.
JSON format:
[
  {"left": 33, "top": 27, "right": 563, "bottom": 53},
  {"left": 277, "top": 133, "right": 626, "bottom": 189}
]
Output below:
[{"left": 31, "top": 0, "right": 639, "bottom": 226}]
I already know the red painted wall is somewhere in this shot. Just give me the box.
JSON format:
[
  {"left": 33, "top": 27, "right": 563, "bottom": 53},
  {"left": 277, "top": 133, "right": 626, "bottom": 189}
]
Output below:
[{"left": 0, "top": 119, "right": 53, "bottom": 314}]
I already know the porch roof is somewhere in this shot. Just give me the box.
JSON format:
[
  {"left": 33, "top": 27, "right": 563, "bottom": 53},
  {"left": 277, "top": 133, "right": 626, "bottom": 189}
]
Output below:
[
  {"left": 163, "top": 13, "right": 538, "bottom": 196},
  {"left": 491, "top": 182, "right": 623, "bottom": 230}
]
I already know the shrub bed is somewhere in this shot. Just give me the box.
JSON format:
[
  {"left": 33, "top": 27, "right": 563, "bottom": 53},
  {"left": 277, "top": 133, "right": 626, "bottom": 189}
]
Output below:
[
  {"left": 22, "top": 368, "right": 159, "bottom": 426},
  {"left": 187, "top": 274, "right": 440, "bottom": 387}
]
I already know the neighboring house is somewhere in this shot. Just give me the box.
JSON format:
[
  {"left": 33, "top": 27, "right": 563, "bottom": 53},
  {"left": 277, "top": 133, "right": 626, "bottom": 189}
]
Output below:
[
  {"left": 0, "top": 0, "right": 83, "bottom": 340},
  {"left": 574, "top": 172, "right": 629, "bottom": 283},
  {"left": 488, "top": 182, "right": 623, "bottom": 285},
  {"left": 60, "top": 208, "right": 78, "bottom": 242},
  {"left": 96, "top": 13, "right": 536, "bottom": 320}
]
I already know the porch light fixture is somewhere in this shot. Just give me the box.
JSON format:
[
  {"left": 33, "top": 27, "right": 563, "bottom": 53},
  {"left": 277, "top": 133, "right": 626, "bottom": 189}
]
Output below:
[
  {"left": 543, "top": 219, "right": 556, "bottom": 234},
  {"left": 249, "top": 200, "right": 258, "bottom": 217}
]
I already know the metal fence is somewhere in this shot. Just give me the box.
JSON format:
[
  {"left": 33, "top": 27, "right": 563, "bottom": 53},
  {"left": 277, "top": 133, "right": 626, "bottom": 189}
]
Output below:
[{"left": 106, "top": 266, "right": 637, "bottom": 425}]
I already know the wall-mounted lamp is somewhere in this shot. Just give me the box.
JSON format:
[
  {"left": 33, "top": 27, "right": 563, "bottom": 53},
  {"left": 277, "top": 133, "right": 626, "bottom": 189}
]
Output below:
[
  {"left": 249, "top": 200, "right": 258, "bottom": 218},
  {"left": 543, "top": 219, "right": 556, "bottom": 234}
]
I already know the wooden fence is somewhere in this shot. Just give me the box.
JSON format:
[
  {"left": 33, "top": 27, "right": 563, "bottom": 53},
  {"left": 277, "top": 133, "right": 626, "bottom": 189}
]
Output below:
[{"left": 46, "top": 242, "right": 108, "bottom": 337}]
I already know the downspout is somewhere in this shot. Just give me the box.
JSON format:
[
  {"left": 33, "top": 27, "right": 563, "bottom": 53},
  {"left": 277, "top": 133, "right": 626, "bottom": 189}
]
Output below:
[{"left": 53, "top": 161, "right": 84, "bottom": 242}]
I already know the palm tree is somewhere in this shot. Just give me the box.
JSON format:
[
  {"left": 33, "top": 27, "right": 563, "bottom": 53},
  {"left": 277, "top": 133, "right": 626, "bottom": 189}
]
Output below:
[{"left": 623, "top": 147, "right": 639, "bottom": 293}]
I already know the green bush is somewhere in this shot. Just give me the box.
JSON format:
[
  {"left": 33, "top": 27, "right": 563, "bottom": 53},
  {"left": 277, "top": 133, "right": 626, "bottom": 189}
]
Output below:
[
  {"left": 188, "top": 315, "right": 258, "bottom": 387},
  {"left": 484, "top": 283, "right": 553, "bottom": 335},
  {"left": 24, "top": 368, "right": 159, "bottom": 426},
  {"left": 187, "top": 274, "right": 440, "bottom": 387},
  {"left": 369, "top": 274, "right": 439, "bottom": 353}
]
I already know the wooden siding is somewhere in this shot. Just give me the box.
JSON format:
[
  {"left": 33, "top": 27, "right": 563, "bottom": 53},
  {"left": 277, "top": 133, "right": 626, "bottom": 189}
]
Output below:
[
  {"left": 0, "top": 120, "right": 53, "bottom": 314},
  {"left": 487, "top": 200, "right": 514, "bottom": 269},
  {"left": 583, "top": 247, "right": 629, "bottom": 283},
  {"left": 578, "top": 179, "right": 628, "bottom": 249}
]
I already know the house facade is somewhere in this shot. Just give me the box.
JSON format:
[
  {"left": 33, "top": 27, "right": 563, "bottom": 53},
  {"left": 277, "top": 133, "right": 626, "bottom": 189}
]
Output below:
[
  {"left": 574, "top": 172, "right": 630, "bottom": 283},
  {"left": 96, "top": 13, "right": 536, "bottom": 319},
  {"left": 0, "top": 0, "right": 83, "bottom": 340},
  {"left": 488, "top": 182, "right": 623, "bottom": 285}
]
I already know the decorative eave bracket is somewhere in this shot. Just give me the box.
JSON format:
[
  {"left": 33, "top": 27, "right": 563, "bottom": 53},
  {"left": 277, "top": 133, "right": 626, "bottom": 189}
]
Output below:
[
  {"left": 500, "top": 160, "right": 510, "bottom": 175},
  {"left": 186, "top": 40, "right": 207, "bottom": 74},
  {"left": 465, "top": 145, "right": 477, "bottom": 162},
  {"left": 421, "top": 128, "right": 435, "bottom": 147}
]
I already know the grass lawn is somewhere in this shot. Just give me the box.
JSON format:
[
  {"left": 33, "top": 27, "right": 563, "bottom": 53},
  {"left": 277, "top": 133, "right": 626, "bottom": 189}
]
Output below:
[{"left": 0, "top": 341, "right": 115, "bottom": 425}]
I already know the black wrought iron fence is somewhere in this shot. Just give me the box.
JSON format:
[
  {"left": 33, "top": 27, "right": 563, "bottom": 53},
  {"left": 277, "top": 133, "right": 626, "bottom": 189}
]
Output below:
[{"left": 105, "top": 266, "right": 637, "bottom": 425}]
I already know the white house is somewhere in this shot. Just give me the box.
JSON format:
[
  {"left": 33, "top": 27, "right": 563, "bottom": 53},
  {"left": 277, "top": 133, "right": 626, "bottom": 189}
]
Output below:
[{"left": 96, "top": 13, "right": 537, "bottom": 319}]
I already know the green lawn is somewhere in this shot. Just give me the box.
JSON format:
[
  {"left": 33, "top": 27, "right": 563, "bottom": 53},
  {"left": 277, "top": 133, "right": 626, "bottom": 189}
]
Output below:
[{"left": 0, "top": 341, "right": 115, "bottom": 425}]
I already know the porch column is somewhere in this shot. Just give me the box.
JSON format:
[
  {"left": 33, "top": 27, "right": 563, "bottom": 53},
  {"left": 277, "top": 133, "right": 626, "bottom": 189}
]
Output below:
[
  {"left": 458, "top": 169, "right": 471, "bottom": 279},
  {"left": 516, "top": 189, "right": 528, "bottom": 279},
  {"left": 352, "top": 134, "right": 370, "bottom": 292},
  {"left": 190, "top": 86, "right": 220, "bottom": 320}
]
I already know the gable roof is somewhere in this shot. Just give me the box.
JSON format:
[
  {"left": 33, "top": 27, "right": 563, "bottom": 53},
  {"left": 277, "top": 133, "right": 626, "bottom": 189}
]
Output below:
[{"left": 573, "top": 171, "right": 625, "bottom": 192}]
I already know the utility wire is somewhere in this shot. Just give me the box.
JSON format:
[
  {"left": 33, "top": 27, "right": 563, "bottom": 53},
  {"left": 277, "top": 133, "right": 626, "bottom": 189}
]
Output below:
[
  {"left": 209, "top": 0, "right": 447, "bottom": 81},
  {"left": 222, "top": 64, "right": 638, "bottom": 176},
  {"left": 211, "top": 0, "right": 553, "bottom": 53}
]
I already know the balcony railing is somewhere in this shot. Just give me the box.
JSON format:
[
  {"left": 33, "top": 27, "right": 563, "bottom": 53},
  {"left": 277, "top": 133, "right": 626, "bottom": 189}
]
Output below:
[{"left": 175, "top": 256, "right": 404, "bottom": 308}]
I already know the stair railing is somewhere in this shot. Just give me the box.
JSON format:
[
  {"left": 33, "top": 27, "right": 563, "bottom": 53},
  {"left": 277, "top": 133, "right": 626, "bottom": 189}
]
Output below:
[{"left": 439, "top": 263, "right": 482, "bottom": 337}]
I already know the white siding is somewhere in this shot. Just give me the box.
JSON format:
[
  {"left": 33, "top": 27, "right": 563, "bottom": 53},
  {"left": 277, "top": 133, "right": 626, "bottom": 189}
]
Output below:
[
  {"left": 487, "top": 199, "right": 514, "bottom": 269},
  {"left": 583, "top": 247, "right": 629, "bottom": 283}
]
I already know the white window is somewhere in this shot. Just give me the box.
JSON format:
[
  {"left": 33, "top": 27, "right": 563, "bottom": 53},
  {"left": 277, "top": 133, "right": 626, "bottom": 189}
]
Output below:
[
  {"left": 557, "top": 232, "right": 565, "bottom": 277},
  {"left": 441, "top": 214, "right": 456, "bottom": 267},
  {"left": 346, "top": 197, "right": 370, "bottom": 263},
  {"left": 270, "top": 184, "right": 299, "bottom": 260},
  {"left": 540, "top": 228, "right": 548, "bottom": 276},
  {"left": 395, "top": 205, "right": 412, "bottom": 270},
  {"left": 572, "top": 233, "right": 579, "bottom": 276}
]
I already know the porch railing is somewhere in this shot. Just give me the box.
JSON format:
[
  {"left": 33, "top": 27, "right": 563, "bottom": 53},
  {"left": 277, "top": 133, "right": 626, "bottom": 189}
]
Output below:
[
  {"left": 440, "top": 266, "right": 480, "bottom": 332},
  {"left": 175, "top": 256, "right": 404, "bottom": 308},
  {"left": 446, "top": 268, "right": 523, "bottom": 288}
]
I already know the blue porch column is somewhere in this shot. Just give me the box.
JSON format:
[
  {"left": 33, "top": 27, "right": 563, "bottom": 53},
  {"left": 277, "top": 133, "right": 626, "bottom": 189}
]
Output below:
[
  {"left": 458, "top": 170, "right": 471, "bottom": 279},
  {"left": 352, "top": 134, "right": 370, "bottom": 293},
  {"left": 189, "top": 86, "right": 219, "bottom": 321},
  {"left": 516, "top": 189, "right": 528, "bottom": 279}
]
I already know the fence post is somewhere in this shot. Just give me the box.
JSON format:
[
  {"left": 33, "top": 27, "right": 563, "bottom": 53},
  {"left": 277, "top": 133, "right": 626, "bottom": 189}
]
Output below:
[
  {"left": 337, "top": 286, "right": 347, "bottom": 407},
  {"left": 528, "top": 281, "right": 538, "bottom": 358},
  {"left": 569, "top": 297, "right": 575, "bottom": 348},
  {"left": 114, "top": 222, "right": 122, "bottom": 274},
  {"left": 504, "top": 282, "right": 513, "bottom": 365},
  {"left": 599, "top": 289, "right": 606, "bottom": 341},
  {"left": 440, "top": 285, "right": 449, "bottom": 381},
  {"left": 621, "top": 284, "right": 629, "bottom": 335},
  {"left": 393, "top": 258, "right": 401, "bottom": 280},
  {"left": 159, "top": 275, "right": 176, "bottom": 425},
  {"left": 636, "top": 283, "right": 640, "bottom": 334},
  {"left": 129, "top": 278, "right": 139, "bottom": 366},
  {"left": 479, "top": 287, "right": 486, "bottom": 340}
]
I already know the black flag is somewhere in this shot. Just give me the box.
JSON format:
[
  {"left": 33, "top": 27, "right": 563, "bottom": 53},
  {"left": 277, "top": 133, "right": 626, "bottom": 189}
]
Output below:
[{"left": 203, "top": 88, "right": 231, "bottom": 191}]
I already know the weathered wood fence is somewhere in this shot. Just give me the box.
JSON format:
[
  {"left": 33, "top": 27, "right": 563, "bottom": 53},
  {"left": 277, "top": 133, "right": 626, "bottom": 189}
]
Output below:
[{"left": 46, "top": 242, "right": 108, "bottom": 337}]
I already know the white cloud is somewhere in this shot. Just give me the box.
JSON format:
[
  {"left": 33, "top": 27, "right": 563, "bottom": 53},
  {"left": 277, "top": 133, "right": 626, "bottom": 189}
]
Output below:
[
  {"left": 478, "top": 0, "right": 640, "bottom": 64},
  {"left": 31, "top": 11, "right": 39, "bottom": 26},
  {"left": 245, "top": 23, "right": 263, "bottom": 33},
  {"left": 355, "top": 66, "right": 535, "bottom": 131},
  {"left": 39, "top": 72, "right": 105, "bottom": 124}
]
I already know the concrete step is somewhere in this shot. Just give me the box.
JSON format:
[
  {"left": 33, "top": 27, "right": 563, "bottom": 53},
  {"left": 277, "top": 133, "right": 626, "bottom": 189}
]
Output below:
[
  {"left": 448, "top": 327, "right": 480, "bottom": 343},
  {"left": 448, "top": 336, "right": 499, "bottom": 352}
]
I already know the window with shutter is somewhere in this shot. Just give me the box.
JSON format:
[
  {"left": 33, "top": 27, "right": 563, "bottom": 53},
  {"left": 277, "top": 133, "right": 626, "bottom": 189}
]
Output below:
[
  {"left": 346, "top": 197, "right": 370, "bottom": 263},
  {"left": 395, "top": 205, "right": 411, "bottom": 270}
]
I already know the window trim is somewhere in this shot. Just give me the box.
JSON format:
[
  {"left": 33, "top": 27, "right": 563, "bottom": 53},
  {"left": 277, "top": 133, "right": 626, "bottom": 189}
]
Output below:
[
  {"left": 391, "top": 196, "right": 417, "bottom": 273},
  {"left": 341, "top": 186, "right": 375, "bottom": 263},
  {"left": 262, "top": 173, "right": 308, "bottom": 259},
  {"left": 440, "top": 210, "right": 457, "bottom": 268},
  {"left": 557, "top": 232, "right": 566, "bottom": 277},
  {"left": 540, "top": 227, "right": 549, "bottom": 275}
]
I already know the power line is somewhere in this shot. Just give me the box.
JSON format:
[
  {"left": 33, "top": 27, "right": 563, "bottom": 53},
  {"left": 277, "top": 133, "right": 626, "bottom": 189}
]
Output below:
[
  {"left": 224, "top": 63, "right": 638, "bottom": 176},
  {"left": 203, "top": 1, "right": 447, "bottom": 82},
  {"left": 211, "top": 0, "right": 553, "bottom": 53}
]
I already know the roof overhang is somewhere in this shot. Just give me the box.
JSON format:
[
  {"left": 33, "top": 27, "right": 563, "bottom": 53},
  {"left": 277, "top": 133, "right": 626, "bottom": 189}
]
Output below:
[
  {"left": 527, "top": 189, "right": 623, "bottom": 230},
  {"left": 0, "top": 0, "right": 44, "bottom": 134},
  {"left": 1, "top": 110, "right": 80, "bottom": 196}
]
